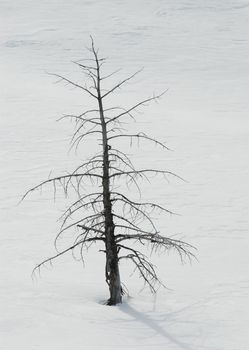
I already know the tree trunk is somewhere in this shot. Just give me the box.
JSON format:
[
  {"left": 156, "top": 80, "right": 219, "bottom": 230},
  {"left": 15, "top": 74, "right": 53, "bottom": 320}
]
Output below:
[
  {"left": 105, "top": 225, "right": 122, "bottom": 305},
  {"left": 102, "top": 148, "right": 122, "bottom": 305},
  {"left": 96, "top": 63, "right": 122, "bottom": 305}
]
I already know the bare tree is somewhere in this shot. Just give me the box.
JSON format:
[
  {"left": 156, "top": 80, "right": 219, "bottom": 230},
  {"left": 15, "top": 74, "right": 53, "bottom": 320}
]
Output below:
[{"left": 24, "top": 38, "right": 195, "bottom": 305}]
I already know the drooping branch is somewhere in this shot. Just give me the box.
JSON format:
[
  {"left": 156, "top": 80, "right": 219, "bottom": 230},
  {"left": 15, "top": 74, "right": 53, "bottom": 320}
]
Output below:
[
  {"left": 108, "top": 153, "right": 135, "bottom": 172},
  {"left": 71, "top": 129, "right": 102, "bottom": 150},
  {"left": 111, "top": 191, "right": 176, "bottom": 216},
  {"left": 59, "top": 192, "right": 103, "bottom": 221},
  {"left": 73, "top": 220, "right": 105, "bottom": 246},
  {"left": 57, "top": 109, "right": 100, "bottom": 123},
  {"left": 32, "top": 235, "right": 105, "bottom": 277},
  {"left": 59, "top": 212, "right": 103, "bottom": 236},
  {"left": 54, "top": 212, "right": 104, "bottom": 249},
  {"left": 109, "top": 148, "right": 135, "bottom": 170},
  {"left": 117, "top": 232, "right": 195, "bottom": 258},
  {"left": 117, "top": 244, "right": 161, "bottom": 293},
  {"left": 110, "top": 169, "right": 185, "bottom": 182},
  {"left": 22, "top": 172, "right": 103, "bottom": 201},
  {"left": 112, "top": 195, "right": 158, "bottom": 232},
  {"left": 112, "top": 213, "right": 142, "bottom": 231},
  {"left": 69, "top": 158, "right": 102, "bottom": 177},
  {"left": 59, "top": 198, "right": 103, "bottom": 229}
]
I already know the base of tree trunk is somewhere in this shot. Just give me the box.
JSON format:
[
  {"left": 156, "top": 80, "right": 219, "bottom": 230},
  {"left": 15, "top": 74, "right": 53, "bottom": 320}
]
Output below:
[{"left": 106, "top": 297, "right": 122, "bottom": 306}]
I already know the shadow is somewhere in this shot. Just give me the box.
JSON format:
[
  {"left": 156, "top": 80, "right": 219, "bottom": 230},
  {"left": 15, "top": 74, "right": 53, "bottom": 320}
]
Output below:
[{"left": 118, "top": 302, "right": 196, "bottom": 350}]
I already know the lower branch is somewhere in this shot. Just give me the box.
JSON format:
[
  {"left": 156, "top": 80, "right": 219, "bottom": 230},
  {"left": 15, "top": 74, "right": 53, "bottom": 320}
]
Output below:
[
  {"left": 118, "top": 244, "right": 161, "bottom": 292},
  {"left": 32, "top": 236, "right": 105, "bottom": 277}
]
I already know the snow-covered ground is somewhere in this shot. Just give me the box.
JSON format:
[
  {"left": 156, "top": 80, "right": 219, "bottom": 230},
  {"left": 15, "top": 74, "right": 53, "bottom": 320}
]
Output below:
[{"left": 1, "top": 1, "right": 249, "bottom": 349}]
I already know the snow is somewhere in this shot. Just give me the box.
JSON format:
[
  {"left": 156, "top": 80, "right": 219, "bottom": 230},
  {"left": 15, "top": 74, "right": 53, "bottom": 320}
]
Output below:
[{"left": 1, "top": 0, "right": 249, "bottom": 349}]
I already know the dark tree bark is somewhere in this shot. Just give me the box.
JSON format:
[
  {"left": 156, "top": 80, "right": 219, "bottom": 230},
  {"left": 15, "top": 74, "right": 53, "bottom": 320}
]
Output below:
[
  {"left": 94, "top": 52, "right": 122, "bottom": 304},
  {"left": 23, "top": 38, "right": 195, "bottom": 305}
]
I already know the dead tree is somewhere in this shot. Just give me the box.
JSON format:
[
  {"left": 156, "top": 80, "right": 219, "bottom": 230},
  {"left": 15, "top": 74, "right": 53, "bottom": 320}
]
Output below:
[{"left": 23, "top": 38, "right": 194, "bottom": 305}]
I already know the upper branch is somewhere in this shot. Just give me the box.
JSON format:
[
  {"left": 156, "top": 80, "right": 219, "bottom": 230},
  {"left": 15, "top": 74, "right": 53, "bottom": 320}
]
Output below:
[
  {"left": 102, "top": 69, "right": 143, "bottom": 99},
  {"left": 22, "top": 172, "right": 102, "bottom": 200},
  {"left": 48, "top": 73, "right": 98, "bottom": 99},
  {"left": 106, "top": 91, "right": 166, "bottom": 125}
]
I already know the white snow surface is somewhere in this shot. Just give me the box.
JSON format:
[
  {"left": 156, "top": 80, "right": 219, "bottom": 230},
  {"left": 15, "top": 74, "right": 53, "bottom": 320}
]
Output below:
[{"left": 1, "top": 1, "right": 249, "bottom": 349}]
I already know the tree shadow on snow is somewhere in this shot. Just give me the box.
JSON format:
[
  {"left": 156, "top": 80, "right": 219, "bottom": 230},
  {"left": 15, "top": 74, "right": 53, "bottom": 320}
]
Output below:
[{"left": 118, "top": 302, "right": 196, "bottom": 350}]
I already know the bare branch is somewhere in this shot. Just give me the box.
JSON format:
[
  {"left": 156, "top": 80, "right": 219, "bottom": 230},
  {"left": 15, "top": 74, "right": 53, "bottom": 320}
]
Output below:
[
  {"left": 59, "top": 212, "right": 103, "bottom": 235},
  {"left": 109, "top": 153, "right": 135, "bottom": 172},
  {"left": 48, "top": 73, "right": 98, "bottom": 99},
  {"left": 117, "top": 244, "right": 160, "bottom": 293},
  {"left": 110, "top": 169, "right": 185, "bottom": 182},
  {"left": 102, "top": 69, "right": 143, "bottom": 99},
  {"left": 115, "top": 224, "right": 157, "bottom": 236},
  {"left": 55, "top": 212, "right": 104, "bottom": 249},
  {"left": 109, "top": 148, "right": 135, "bottom": 169},
  {"left": 60, "top": 192, "right": 102, "bottom": 215},
  {"left": 100, "top": 68, "right": 122, "bottom": 81},
  {"left": 59, "top": 114, "right": 100, "bottom": 126},
  {"left": 111, "top": 191, "right": 176, "bottom": 215},
  {"left": 58, "top": 108, "right": 98, "bottom": 120},
  {"left": 74, "top": 61, "right": 98, "bottom": 73},
  {"left": 112, "top": 195, "right": 158, "bottom": 232},
  {"left": 112, "top": 213, "right": 142, "bottom": 231},
  {"left": 77, "top": 224, "right": 105, "bottom": 236},
  {"left": 32, "top": 236, "right": 105, "bottom": 277},
  {"left": 22, "top": 172, "right": 102, "bottom": 201},
  {"left": 106, "top": 91, "right": 167, "bottom": 125},
  {"left": 70, "top": 130, "right": 102, "bottom": 150},
  {"left": 60, "top": 198, "right": 102, "bottom": 229},
  {"left": 108, "top": 132, "right": 171, "bottom": 150}
]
